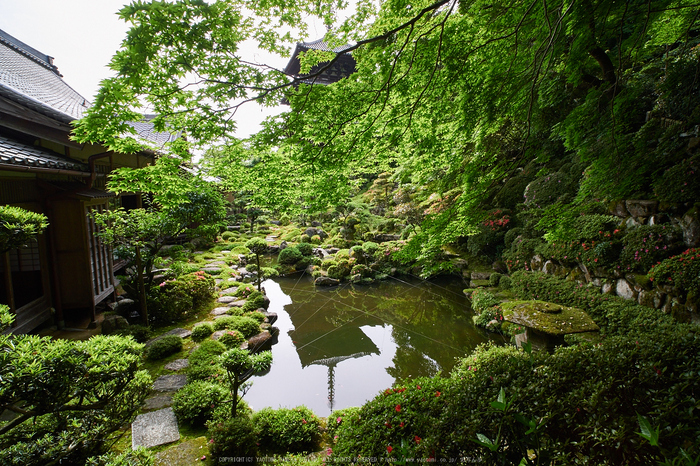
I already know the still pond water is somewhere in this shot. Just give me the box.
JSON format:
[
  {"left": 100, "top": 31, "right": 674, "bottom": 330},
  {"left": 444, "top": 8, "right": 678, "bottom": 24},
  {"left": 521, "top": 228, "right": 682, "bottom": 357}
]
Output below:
[{"left": 244, "top": 274, "right": 495, "bottom": 417}]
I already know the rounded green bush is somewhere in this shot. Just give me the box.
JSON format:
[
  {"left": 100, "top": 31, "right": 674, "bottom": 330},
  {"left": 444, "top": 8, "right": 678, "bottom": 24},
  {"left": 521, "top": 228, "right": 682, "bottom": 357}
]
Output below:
[
  {"left": 246, "top": 311, "right": 266, "bottom": 324},
  {"left": 253, "top": 406, "right": 321, "bottom": 454},
  {"left": 300, "top": 234, "right": 311, "bottom": 243},
  {"left": 212, "top": 316, "right": 260, "bottom": 338},
  {"left": 221, "top": 231, "right": 236, "bottom": 241},
  {"left": 470, "top": 289, "right": 500, "bottom": 314},
  {"left": 207, "top": 415, "right": 258, "bottom": 458},
  {"left": 143, "top": 335, "right": 183, "bottom": 360},
  {"left": 278, "top": 246, "right": 303, "bottom": 265},
  {"left": 241, "top": 291, "right": 265, "bottom": 313},
  {"left": 191, "top": 322, "right": 214, "bottom": 342},
  {"left": 218, "top": 330, "right": 245, "bottom": 348},
  {"left": 188, "top": 339, "right": 226, "bottom": 382},
  {"left": 488, "top": 272, "right": 502, "bottom": 287},
  {"left": 172, "top": 381, "right": 228, "bottom": 427},
  {"left": 499, "top": 276, "right": 512, "bottom": 289},
  {"left": 111, "top": 325, "right": 152, "bottom": 343},
  {"left": 296, "top": 242, "right": 314, "bottom": 257}
]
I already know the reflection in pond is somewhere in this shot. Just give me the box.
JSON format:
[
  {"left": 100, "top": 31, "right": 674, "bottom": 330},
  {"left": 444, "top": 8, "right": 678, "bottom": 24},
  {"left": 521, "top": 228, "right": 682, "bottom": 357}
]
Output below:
[{"left": 244, "top": 274, "right": 495, "bottom": 417}]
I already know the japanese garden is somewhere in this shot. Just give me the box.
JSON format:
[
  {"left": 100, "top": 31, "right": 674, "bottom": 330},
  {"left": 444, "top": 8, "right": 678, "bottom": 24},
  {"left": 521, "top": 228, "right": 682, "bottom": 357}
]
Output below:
[{"left": 1, "top": 0, "right": 700, "bottom": 465}]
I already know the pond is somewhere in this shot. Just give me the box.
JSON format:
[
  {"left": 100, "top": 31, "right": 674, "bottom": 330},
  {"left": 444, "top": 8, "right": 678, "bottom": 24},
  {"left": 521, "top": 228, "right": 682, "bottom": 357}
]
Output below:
[{"left": 244, "top": 274, "right": 499, "bottom": 417}]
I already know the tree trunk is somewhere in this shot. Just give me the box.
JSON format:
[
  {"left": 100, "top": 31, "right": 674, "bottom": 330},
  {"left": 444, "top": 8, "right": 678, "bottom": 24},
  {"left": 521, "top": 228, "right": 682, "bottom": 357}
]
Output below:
[
  {"left": 135, "top": 248, "right": 148, "bottom": 325},
  {"left": 256, "top": 254, "right": 262, "bottom": 293}
]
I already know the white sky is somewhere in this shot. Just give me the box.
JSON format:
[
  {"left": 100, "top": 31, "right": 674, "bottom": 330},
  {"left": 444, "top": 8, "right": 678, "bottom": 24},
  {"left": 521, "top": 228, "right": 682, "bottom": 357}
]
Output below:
[{"left": 0, "top": 0, "right": 332, "bottom": 139}]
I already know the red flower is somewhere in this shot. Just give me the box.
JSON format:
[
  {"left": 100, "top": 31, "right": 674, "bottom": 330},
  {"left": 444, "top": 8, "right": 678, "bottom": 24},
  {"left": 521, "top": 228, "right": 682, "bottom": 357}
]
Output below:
[
  {"left": 399, "top": 422, "right": 404, "bottom": 428},
  {"left": 435, "top": 391, "right": 441, "bottom": 397},
  {"left": 387, "top": 446, "right": 393, "bottom": 453},
  {"left": 395, "top": 404, "right": 401, "bottom": 412},
  {"left": 415, "top": 436, "right": 422, "bottom": 444}
]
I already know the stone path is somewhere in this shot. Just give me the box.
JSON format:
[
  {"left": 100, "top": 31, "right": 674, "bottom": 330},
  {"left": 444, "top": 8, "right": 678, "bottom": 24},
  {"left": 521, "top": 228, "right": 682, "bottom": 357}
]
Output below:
[
  {"left": 132, "top": 251, "right": 272, "bottom": 453},
  {"left": 132, "top": 407, "right": 180, "bottom": 449}
]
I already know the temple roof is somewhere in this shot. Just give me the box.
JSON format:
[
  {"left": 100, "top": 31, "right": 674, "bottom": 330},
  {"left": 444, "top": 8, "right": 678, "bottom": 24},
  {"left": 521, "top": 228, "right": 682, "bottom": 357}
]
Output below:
[{"left": 283, "top": 38, "right": 356, "bottom": 86}]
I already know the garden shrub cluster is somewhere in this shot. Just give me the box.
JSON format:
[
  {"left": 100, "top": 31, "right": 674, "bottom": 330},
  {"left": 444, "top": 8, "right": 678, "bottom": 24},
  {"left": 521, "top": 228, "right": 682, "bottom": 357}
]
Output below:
[
  {"left": 212, "top": 315, "right": 261, "bottom": 338},
  {"left": 172, "top": 380, "right": 229, "bottom": 427},
  {"left": 253, "top": 406, "right": 321, "bottom": 455},
  {"left": 147, "top": 271, "right": 216, "bottom": 325},
  {"left": 143, "top": 335, "right": 183, "bottom": 360},
  {"left": 331, "top": 330, "right": 700, "bottom": 464},
  {"left": 191, "top": 322, "right": 214, "bottom": 342},
  {"left": 649, "top": 248, "right": 700, "bottom": 293},
  {"left": 187, "top": 339, "right": 226, "bottom": 382},
  {"left": 509, "top": 272, "right": 679, "bottom": 336}
]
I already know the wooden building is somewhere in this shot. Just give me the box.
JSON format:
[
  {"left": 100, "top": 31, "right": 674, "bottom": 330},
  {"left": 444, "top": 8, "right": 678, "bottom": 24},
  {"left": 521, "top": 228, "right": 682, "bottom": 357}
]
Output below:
[
  {"left": 282, "top": 38, "right": 356, "bottom": 103},
  {"left": 0, "top": 29, "right": 174, "bottom": 333}
]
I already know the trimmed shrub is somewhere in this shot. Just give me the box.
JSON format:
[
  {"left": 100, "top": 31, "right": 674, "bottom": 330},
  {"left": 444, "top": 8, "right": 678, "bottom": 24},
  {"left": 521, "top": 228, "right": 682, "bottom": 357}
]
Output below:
[
  {"left": 649, "top": 248, "right": 700, "bottom": 293},
  {"left": 470, "top": 289, "right": 499, "bottom": 314},
  {"left": 296, "top": 242, "right": 314, "bottom": 256},
  {"left": 212, "top": 316, "right": 260, "bottom": 338},
  {"left": 300, "top": 234, "right": 311, "bottom": 243},
  {"left": 246, "top": 311, "right": 266, "bottom": 324},
  {"left": 143, "top": 335, "right": 182, "bottom": 360},
  {"left": 253, "top": 406, "right": 321, "bottom": 454},
  {"left": 188, "top": 340, "right": 226, "bottom": 382},
  {"left": 241, "top": 291, "right": 265, "bottom": 313},
  {"left": 147, "top": 271, "right": 216, "bottom": 325},
  {"left": 191, "top": 323, "right": 214, "bottom": 342},
  {"left": 207, "top": 415, "right": 258, "bottom": 459},
  {"left": 221, "top": 231, "right": 236, "bottom": 241},
  {"left": 218, "top": 330, "right": 245, "bottom": 348},
  {"left": 332, "top": 330, "right": 700, "bottom": 464},
  {"left": 278, "top": 246, "right": 303, "bottom": 265},
  {"left": 488, "top": 272, "right": 502, "bottom": 287},
  {"left": 111, "top": 325, "right": 152, "bottom": 343},
  {"left": 172, "top": 381, "right": 228, "bottom": 427},
  {"left": 234, "top": 284, "right": 256, "bottom": 298}
]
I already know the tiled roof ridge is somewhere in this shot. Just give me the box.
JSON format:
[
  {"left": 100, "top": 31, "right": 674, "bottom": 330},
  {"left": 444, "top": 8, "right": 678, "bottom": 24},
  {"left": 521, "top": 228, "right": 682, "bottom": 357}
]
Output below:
[
  {"left": 300, "top": 38, "right": 353, "bottom": 53},
  {"left": 0, "top": 29, "right": 61, "bottom": 76}
]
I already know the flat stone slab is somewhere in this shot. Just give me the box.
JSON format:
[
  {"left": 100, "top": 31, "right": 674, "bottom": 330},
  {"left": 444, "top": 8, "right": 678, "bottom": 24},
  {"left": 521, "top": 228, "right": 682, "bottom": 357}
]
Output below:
[
  {"left": 211, "top": 307, "right": 230, "bottom": 316},
  {"left": 155, "top": 436, "right": 210, "bottom": 466},
  {"left": 143, "top": 395, "right": 173, "bottom": 411},
  {"left": 165, "top": 359, "right": 189, "bottom": 371},
  {"left": 207, "top": 261, "right": 227, "bottom": 266},
  {"left": 163, "top": 328, "right": 192, "bottom": 339},
  {"left": 153, "top": 374, "right": 187, "bottom": 392},
  {"left": 502, "top": 300, "right": 599, "bottom": 335},
  {"left": 230, "top": 299, "right": 246, "bottom": 308},
  {"left": 211, "top": 330, "right": 226, "bottom": 340},
  {"left": 220, "top": 286, "right": 238, "bottom": 295},
  {"left": 132, "top": 407, "right": 180, "bottom": 449},
  {"left": 217, "top": 296, "right": 238, "bottom": 304}
]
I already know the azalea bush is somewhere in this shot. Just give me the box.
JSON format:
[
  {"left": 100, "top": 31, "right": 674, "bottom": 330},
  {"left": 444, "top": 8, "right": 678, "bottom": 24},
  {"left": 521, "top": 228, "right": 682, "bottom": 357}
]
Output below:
[
  {"left": 649, "top": 248, "right": 700, "bottom": 294},
  {"left": 332, "top": 329, "right": 700, "bottom": 464},
  {"left": 172, "top": 380, "right": 228, "bottom": 427},
  {"left": 618, "top": 225, "right": 682, "bottom": 273},
  {"left": 143, "top": 335, "right": 183, "bottom": 360},
  {"left": 147, "top": 271, "right": 216, "bottom": 324},
  {"left": 253, "top": 406, "right": 321, "bottom": 455}
]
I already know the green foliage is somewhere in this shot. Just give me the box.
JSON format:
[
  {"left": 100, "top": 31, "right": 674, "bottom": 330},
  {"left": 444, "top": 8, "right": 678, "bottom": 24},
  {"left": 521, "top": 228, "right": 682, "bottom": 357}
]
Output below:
[
  {"left": 618, "top": 225, "right": 683, "bottom": 273},
  {"left": 488, "top": 272, "right": 502, "bottom": 287},
  {"left": 207, "top": 414, "right": 258, "bottom": 458},
  {"left": 147, "top": 271, "right": 216, "bottom": 325},
  {"left": 247, "top": 311, "right": 266, "bottom": 324},
  {"left": 187, "top": 339, "right": 227, "bottom": 383},
  {"left": 143, "top": 335, "right": 183, "bottom": 360},
  {"left": 219, "top": 330, "right": 246, "bottom": 349},
  {"left": 110, "top": 324, "right": 153, "bottom": 343},
  {"left": 278, "top": 246, "right": 303, "bottom": 265},
  {"left": 172, "top": 380, "right": 228, "bottom": 427},
  {"left": 0, "top": 205, "right": 49, "bottom": 255},
  {"left": 0, "top": 335, "right": 151, "bottom": 465},
  {"left": 212, "top": 316, "right": 260, "bottom": 338},
  {"left": 86, "top": 447, "right": 154, "bottom": 466},
  {"left": 241, "top": 291, "right": 265, "bottom": 313},
  {"left": 333, "top": 329, "right": 700, "bottom": 464},
  {"left": 191, "top": 322, "right": 215, "bottom": 342},
  {"left": 296, "top": 242, "right": 314, "bottom": 256},
  {"left": 253, "top": 407, "right": 321, "bottom": 455},
  {"left": 470, "top": 289, "right": 500, "bottom": 314},
  {"left": 654, "top": 157, "right": 700, "bottom": 203},
  {"left": 219, "top": 348, "right": 273, "bottom": 417},
  {"left": 510, "top": 271, "right": 679, "bottom": 336},
  {"left": 649, "top": 248, "right": 700, "bottom": 293}
]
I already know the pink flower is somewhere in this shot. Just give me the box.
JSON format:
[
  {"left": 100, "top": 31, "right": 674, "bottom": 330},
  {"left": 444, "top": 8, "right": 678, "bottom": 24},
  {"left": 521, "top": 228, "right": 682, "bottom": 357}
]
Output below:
[{"left": 336, "top": 417, "right": 342, "bottom": 424}]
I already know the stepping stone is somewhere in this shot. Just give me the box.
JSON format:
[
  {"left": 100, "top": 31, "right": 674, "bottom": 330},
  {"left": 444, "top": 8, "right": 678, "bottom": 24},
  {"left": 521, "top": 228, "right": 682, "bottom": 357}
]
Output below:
[
  {"left": 153, "top": 374, "right": 187, "bottom": 392},
  {"left": 211, "top": 330, "right": 226, "bottom": 340},
  {"left": 207, "top": 261, "right": 227, "bottom": 266},
  {"left": 165, "top": 359, "right": 189, "bottom": 371},
  {"left": 163, "top": 328, "right": 192, "bottom": 339},
  {"left": 132, "top": 407, "right": 180, "bottom": 449},
  {"left": 215, "top": 278, "right": 223, "bottom": 285},
  {"left": 230, "top": 299, "right": 246, "bottom": 308},
  {"left": 217, "top": 296, "right": 238, "bottom": 304},
  {"left": 155, "top": 436, "right": 210, "bottom": 466},
  {"left": 143, "top": 395, "right": 173, "bottom": 411},
  {"left": 220, "top": 286, "right": 238, "bottom": 295},
  {"left": 211, "top": 307, "right": 230, "bottom": 316}
]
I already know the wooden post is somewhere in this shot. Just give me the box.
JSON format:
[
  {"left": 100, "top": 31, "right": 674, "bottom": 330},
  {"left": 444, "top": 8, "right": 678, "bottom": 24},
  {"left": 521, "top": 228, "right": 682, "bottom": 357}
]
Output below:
[{"left": 135, "top": 248, "right": 148, "bottom": 325}]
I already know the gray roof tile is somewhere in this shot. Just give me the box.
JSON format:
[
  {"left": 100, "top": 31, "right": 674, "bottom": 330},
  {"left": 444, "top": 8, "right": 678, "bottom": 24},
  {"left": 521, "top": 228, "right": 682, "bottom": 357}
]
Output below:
[{"left": 0, "top": 134, "right": 89, "bottom": 172}]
